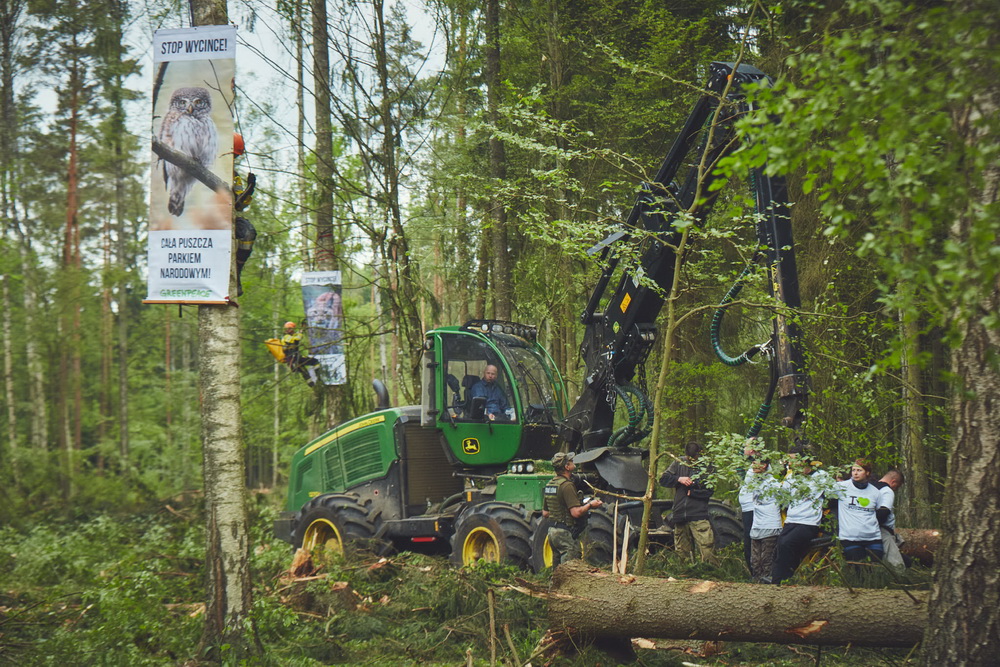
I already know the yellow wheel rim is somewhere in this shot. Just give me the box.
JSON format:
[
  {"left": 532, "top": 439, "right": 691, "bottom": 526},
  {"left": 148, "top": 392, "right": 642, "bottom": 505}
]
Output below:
[
  {"left": 303, "top": 518, "right": 344, "bottom": 555},
  {"left": 462, "top": 526, "right": 500, "bottom": 564},
  {"left": 542, "top": 534, "right": 554, "bottom": 568}
]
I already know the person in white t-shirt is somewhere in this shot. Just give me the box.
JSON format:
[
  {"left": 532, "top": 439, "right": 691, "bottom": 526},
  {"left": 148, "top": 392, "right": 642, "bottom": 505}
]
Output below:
[
  {"left": 834, "top": 459, "right": 883, "bottom": 562},
  {"left": 749, "top": 460, "right": 782, "bottom": 583},
  {"left": 737, "top": 440, "right": 762, "bottom": 573},
  {"left": 872, "top": 469, "right": 906, "bottom": 570},
  {"left": 771, "top": 448, "right": 834, "bottom": 584}
]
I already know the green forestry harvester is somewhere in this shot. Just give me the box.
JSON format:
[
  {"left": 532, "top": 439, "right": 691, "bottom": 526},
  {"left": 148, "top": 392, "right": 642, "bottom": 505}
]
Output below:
[{"left": 273, "top": 62, "right": 808, "bottom": 569}]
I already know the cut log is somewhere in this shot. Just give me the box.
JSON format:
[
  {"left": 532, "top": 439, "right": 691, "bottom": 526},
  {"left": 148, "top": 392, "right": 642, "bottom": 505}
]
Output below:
[
  {"left": 896, "top": 528, "right": 940, "bottom": 566},
  {"left": 548, "top": 561, "right": 927, "bottom": 647}
]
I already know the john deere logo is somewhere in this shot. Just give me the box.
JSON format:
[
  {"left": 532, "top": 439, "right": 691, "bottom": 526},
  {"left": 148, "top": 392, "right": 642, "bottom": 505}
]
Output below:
[{"left": 462, "top": 438, "right": 481, "bottom": 454}]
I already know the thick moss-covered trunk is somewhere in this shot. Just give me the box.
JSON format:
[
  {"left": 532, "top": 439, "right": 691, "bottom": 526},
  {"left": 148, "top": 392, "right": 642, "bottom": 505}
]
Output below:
[{"left": 548, "top": 562, "right": 926, "bottom": 647}]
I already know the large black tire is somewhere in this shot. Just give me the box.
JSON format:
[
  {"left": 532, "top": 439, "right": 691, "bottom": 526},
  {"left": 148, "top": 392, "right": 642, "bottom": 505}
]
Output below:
[
  {"left": 707, "top": 499, "right": 743, "bottom": 550},
  {"left": 450, "top": 502, "right": 532, "bottom": 568},
  {"left": 293, "top": 494, "right": 378, "bottom": 557},
  {"left": 644, "top": 499, "right": 741, "bottom": 551},
  {"left": 581, "top": 508, "right": 636, "bottom": 566},
  {"left": 646, "top": 500, "right": 675, "bottom": 549}
]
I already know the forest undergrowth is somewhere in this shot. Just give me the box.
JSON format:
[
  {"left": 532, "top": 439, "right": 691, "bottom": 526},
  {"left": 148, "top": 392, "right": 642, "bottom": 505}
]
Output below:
[{"left": 0, "top": 494, "right": 929, "bottom": 666}]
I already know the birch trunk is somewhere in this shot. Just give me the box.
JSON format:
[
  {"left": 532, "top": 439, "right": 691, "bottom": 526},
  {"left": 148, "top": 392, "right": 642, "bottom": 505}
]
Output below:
[
  {"left": 191, "top": 0, "right": 258, "bottom": 658},
  {"left": 198, "top": 303, "right": 257, "bottom": 656}
]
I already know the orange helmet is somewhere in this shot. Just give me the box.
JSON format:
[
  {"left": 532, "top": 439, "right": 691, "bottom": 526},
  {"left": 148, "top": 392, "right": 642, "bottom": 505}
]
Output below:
[
  {"left": 233, "top": 133, "right": 245, "bottom": 157},
  {"left": 283, "top": 321, "right": 296, "bottom": 330}
]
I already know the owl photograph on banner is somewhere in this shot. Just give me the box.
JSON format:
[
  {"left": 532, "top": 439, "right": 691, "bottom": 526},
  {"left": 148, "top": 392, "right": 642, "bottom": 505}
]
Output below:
[{"left": 149, "top": 60, "right": 235, "bottom": 231}]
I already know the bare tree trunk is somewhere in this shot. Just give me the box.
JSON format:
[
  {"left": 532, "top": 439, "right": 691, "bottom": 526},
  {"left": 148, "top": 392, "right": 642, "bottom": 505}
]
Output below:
[
  {"left": 311, "top": 0, "right": 347, "bottom": 429},
  {"left": 19, "top": 230, "right": 46, "bottom": 450},
  {"left": 454, "top": 9, "right": 471, "bottom": 324},
  {"left": 0, "top": 0, "right": 21, "bottom": 475},
  {"left": 58, "top": 315, "right": 70, "bottom": 493},
  {"left": 271, "top": 267, "right": 280, "bottom": 489},
  {"left": 372, "top": 259, "right": 389, "bottom": 392},
  {"left": 98, "top": 211, "right": 112, "bottom": 473},
  {"left": 191, "top": 0, "right": 258, "bottom": 659},
  {"left": 548, "top": 562, "right": 927, "bottom": 647},
  {"left": 63, "top": 42, "right": 83, "bottom": 471},
  {"left": 474, "top": 227, "right": 490, "bottom": 319},
  {"left": 922, "top": 299, "right": 1000, "bottom": 665},
  {"left": 181, "top": 314, "right": 193, "bottom": 490},
  {"left": 165, "top": 310, "right": 173, "bottom": 459},
  {"left": 116, "top": 224, "right": 129, "bottom": 465},
  {"left": 294, "top": 0, "right": 311, "bottom": 267},
  {"left": 111, "top": 15, "right": 130, "bottom": 467},
  {"left": 893, "top": 195, "right": 932, "bottom": 526},
  {"left": 485, "top": 0, "right": 511, "bottom": 319},
  {"left": 544, "top": 2, "right": 570, "bottom": 375},
  {"left": 433, "top": 222, "right": 444, "bottom": 325},
  {"left": 198, "top": 303, "right": 257, "bottom": 657},
  {"left": 372, "top": 0, "right": 423, "bottom": 400},
  {"left": 2, "top": 274, "right": 16, "bottom": 480},
  {"left": 898, "top": 286, "right": 931, "bottom": 525}
]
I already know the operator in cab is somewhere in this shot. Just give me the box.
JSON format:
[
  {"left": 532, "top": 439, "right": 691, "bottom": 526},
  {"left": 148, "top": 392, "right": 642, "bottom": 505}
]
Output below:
[
  {"left": 470, "top": 363, "right": 514, "bottom": 421},
  {"left": 543, "top": 452, "right": 603, "bottom": 565}
]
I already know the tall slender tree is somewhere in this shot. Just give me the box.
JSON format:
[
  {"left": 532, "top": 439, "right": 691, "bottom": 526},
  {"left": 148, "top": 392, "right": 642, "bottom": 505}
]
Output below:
[
  {"left": 189, "top": 0, "right": 258, "bottom": 658},
  {"left": 484, "top": 0, "right": 510, "bottom": 319}
]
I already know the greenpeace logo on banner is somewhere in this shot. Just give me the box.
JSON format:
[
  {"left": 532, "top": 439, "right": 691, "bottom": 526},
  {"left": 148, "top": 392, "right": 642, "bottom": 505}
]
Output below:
[
  {"left": 159, "top": 37, "right": 231, "bottom": 57},
  {"left": 159, "top": 289, "right": 212, "bottom": 298}
]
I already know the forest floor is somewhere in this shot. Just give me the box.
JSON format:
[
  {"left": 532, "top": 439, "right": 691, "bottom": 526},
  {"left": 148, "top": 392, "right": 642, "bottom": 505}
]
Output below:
[{"left": 0, "top": 493, "right": 929, "bottom": 666}]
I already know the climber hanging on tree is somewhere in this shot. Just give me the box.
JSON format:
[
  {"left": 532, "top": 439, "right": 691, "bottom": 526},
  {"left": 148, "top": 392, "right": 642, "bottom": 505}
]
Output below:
[
  {"left": 276, "top": 321, "right": 321, "bottom": 387},
  {"left": 232, "top": 132, "right": 257, "bottom": 297}
]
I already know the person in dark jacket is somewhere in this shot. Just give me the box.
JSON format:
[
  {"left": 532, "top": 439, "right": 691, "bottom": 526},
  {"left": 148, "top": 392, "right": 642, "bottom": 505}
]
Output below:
[
  {"left": 659, "top": 441, "right": 719, "bottom": 566},
  {"left": 470, "top": 364, "right": 512, "bottom": 421}
]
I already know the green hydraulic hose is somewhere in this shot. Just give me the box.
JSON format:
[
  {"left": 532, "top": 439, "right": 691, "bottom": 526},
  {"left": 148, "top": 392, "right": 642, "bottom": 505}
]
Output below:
[
  {"left": 711, "top": 255, "right": 765, "bottom": 366},
  {"left": 607, "top": 385, "right": 638, "bottom": 448},
  {"left": 746, "top": 355, "right": 778, "bottom": 439}
]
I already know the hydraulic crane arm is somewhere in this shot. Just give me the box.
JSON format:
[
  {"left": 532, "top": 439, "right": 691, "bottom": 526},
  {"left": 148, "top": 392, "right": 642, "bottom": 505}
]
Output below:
[{"left": 561, "top": 62, "right": 807, "bottom": 455}]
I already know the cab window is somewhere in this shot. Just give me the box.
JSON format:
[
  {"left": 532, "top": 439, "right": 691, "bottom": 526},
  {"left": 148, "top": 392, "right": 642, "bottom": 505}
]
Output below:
[{"left": 440, "top": 335, "right": 515, "bottom": 422}]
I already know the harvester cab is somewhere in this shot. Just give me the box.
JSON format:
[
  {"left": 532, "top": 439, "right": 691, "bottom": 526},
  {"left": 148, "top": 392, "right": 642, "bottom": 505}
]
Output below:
[{"left": 422, "top": 320, "right": 567, "bottom": 468}]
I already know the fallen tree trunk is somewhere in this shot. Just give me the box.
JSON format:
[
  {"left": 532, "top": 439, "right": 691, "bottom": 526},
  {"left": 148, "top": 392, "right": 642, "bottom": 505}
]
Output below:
[
  {"left": 548, "top": 562, "right": 927, "bottom": 647},
  {"left": 896, "top": 528, "right": 939, "bottom": 566}
]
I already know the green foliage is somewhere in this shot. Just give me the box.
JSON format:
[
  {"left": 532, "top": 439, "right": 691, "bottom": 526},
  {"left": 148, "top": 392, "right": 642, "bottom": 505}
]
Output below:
[
  {"left": 1, "top": 0, "right": 977, "bottom": 661},
  {"left": 730, "top": 0, "right": 1000, "bottom": 339},
  {"left": 0, "top": 511, "right": 203, "bottom": 665}
]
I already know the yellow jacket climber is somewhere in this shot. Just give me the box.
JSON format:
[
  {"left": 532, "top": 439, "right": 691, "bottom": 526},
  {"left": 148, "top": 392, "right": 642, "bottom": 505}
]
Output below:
[{"left": 280, "top": 322, "right": 320, "bottom": 386}]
